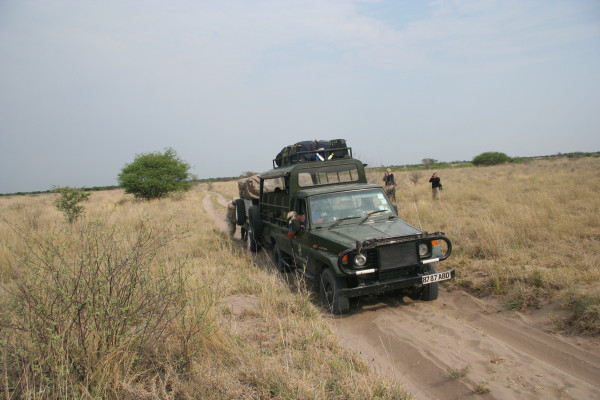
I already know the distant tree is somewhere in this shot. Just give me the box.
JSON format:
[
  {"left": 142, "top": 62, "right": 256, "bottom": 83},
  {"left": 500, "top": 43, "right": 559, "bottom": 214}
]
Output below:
[
  {"left": 472, "top": 152, "right": 511, "bottom": 166},
  {"left": 422, "top": 158, "right": 437, "bottom": 167},
  {"left": 53, "top": 186, "right": 91, "bottom": 223},
  {"left": 118, "top": 148, "right": 193, "bottom": 200}
]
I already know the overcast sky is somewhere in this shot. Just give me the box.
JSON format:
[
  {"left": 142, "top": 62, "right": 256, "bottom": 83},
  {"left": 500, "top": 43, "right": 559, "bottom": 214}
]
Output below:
[{"left": 1, "top": 0, "right": 599, "bottom": 193}]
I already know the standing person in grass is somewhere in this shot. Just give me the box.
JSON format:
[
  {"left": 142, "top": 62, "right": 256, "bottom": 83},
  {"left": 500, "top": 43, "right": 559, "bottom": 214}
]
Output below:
[
  {"left": 382, "top": 168, "right": 397, "bottom": 201},
  {"left": 429, "top": 173, "right": 442, "bottom": 200}
]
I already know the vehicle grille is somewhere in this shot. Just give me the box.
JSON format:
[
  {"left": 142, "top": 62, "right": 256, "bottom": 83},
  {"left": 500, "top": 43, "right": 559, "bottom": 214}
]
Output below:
[
  {"left": 377, "top": 242, "right": 418, "bottom": 270},
  {"left": 379, "top": 266, "right": 420, "bottom": 282},
  {"left": 358, "top": 242, "right": 420, "bottom": 281}
]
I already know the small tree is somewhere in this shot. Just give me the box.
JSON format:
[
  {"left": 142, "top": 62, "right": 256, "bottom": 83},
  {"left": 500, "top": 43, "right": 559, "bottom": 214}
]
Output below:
[
  {"left": 53, "top": 186, "right": 91, "bottom": 223},
  {"left": 118, "top": 148, "right": 193, "bottom": 200},
  {"left": 472, "top": 152, "right": 511, "bottom": 166}
]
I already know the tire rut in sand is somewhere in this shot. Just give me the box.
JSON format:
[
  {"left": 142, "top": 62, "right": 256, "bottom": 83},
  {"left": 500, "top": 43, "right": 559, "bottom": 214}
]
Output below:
[{"left": 332, "top": 291, "right": 600, "bottom": 400}]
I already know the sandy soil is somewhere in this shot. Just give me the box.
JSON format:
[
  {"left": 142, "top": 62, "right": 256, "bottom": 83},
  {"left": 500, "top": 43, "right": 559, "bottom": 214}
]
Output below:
[{"left": 204, "top": 191, "right": 600, "bottom": 400}]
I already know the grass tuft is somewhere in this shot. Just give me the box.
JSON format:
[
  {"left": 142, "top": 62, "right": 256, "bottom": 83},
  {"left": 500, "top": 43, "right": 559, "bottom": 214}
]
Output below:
[{"left": 447, "top": 365, "right": 471, "bottom": 380}]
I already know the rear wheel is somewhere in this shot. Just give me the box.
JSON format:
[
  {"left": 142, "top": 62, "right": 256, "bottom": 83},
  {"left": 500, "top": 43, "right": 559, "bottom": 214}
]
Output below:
[
  {"left": 320, "top": 268, "right": 350, "bottom": 315},
  {"left": 235, "top": 199, "right": 246, "bottom": 225},
  {"left": 248, "top": 206, "right": 262, "bottom": 236},
  {"left": 247, "top": 227, "right": 259, "bottom": 252},
  {"left": 246, "top": 206, "right": 262, "bottom": 252}
]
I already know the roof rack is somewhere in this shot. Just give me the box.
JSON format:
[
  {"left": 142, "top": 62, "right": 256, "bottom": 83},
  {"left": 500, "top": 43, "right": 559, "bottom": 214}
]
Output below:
[{"left": 273, "top": 146, "right": 353, "bottom": 169}]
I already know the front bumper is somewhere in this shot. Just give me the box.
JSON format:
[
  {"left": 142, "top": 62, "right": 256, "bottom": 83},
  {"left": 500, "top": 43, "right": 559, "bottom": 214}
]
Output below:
[{"left": 338, "top": 268, "right": 455, "bottom": 298}]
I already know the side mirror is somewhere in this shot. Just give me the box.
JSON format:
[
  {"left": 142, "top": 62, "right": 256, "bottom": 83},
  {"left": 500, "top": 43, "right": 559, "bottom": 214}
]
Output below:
[{"left": 393, "top": 205, "right": 398, "bottom": 214}]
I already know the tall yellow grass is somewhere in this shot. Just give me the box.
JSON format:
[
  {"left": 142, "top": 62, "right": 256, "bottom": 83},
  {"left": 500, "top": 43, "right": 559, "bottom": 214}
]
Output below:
[
  {"left": 368, "top": 157, "right": 600, "bottom": 333},
  {"left": 0, "top": 185, "right": 408, "bottom": 399}
]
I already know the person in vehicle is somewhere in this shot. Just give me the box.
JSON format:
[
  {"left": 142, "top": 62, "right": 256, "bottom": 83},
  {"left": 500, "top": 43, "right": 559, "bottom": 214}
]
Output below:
[{"left": 287, "top": 211, "right": 306, "bottom": 239}]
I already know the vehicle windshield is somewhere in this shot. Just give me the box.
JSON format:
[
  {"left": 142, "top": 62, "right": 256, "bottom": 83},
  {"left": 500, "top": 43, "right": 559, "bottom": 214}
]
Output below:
[{"left": 308, "top": 188, "right": 394, "bottom": 225}]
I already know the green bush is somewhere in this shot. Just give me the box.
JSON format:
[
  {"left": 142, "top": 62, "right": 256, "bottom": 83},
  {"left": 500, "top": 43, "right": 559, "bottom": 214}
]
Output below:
[
  {"left": 472, "top": 152, "right": 512, "bottom": 166},
  {"left": 53, "top": 186, "right": 91, "bottom": 223},
  {"left": 118, "top": 148, "right": 193, "bottom": 200}
]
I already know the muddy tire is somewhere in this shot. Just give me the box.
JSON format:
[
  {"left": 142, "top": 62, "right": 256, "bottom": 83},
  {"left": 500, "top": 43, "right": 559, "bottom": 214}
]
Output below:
[{"left": 320, "top": 268, "right": 349, "bottom": 315}]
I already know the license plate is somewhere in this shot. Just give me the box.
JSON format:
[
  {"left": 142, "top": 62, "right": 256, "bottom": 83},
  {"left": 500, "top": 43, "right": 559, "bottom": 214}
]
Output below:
[{"left": 422, "top": 271, "right": 452, "bottom": 284}]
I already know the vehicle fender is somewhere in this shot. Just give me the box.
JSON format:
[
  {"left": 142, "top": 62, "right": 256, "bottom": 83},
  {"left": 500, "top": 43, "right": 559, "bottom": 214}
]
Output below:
[{"left": 308, "top": 251, "right": 341, "bottom": 277}]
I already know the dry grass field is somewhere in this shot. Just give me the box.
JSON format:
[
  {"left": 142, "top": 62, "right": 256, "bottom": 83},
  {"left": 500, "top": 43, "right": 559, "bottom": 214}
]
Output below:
[
  {"left": 0, "top": 184, "right": 407, "bottom": 399},
  {"left": 0, "top": 155, "right": 598, "bottom": 399},
  {"left": 365, "top": 156, "right": 600, "bottom": 334}
]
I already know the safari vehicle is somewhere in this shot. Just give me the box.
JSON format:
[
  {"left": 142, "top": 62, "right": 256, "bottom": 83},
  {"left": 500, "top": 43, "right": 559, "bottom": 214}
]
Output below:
[{"left": 234, "top": 140, "right": 454, "bottom": 314}]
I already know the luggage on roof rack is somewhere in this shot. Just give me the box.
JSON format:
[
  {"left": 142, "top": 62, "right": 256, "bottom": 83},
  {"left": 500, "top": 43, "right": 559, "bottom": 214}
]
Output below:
[{"left": 274, "top": 139, "right": 351, "bottom": 168}]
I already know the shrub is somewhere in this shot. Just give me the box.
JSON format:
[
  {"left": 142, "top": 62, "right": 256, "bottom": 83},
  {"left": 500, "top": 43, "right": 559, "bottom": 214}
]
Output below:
[
  {"left": 53, "top": 186, "right": 91, "bottom": 223},
  {"left": 472, "top": 152, "right": 511, "bottom": 166},
  {"left": 118, "top": 148, "right": 193, "bottom": 200},
  {"left": 2, "top": 218, "right": 189, "bottom": 398}
]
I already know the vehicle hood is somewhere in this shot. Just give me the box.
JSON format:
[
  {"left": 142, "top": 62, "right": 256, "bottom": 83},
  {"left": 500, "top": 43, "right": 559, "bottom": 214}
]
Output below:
[{"left": 310, "top": 219, "right": 422, "bottom": 248}]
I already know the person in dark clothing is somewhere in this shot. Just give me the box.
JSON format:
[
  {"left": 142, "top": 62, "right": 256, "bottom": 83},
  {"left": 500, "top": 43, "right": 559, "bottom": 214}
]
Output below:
[
  {"left": 429, "top": 173, "right": 442, "bottom": 199},
  {"left": 383, "top": 168, "right": 396, "bottom": 201},
  {"left": 287, "top": 211, "right": 307, "bottom": 239}
]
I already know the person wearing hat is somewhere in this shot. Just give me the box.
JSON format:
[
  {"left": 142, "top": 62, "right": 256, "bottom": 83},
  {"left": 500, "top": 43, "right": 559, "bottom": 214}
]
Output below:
[{"left": 287, "top": 210, "right": 307, "bottom": 239}]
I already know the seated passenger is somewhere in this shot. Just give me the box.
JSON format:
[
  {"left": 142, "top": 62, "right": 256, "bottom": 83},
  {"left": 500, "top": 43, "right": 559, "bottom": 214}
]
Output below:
[{"left": 287, "top": 211, "right": 307, "bottom": 239}]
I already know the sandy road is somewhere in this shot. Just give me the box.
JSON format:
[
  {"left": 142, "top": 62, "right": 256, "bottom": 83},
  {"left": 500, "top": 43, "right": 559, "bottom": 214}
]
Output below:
[
  {"left": 331, "top": 292, "right": 600, "bottom": 399},
  {"left": 204, "top": 191, "right": 600, "bottom": 400}
]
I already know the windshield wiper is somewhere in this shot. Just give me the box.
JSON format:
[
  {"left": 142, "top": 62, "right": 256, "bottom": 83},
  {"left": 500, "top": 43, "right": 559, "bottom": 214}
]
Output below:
[
  {"left": 328, "top": 216, "right": 361, "bottom": 230},
  {"left": 361, "top": 209, "right": 388, "bottom": 224}
]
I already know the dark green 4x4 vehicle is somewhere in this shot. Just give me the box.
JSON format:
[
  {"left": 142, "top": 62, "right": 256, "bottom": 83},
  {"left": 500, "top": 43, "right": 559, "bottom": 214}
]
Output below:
[{"left": 235, "top": 143, "right": 454, "bottom": 314}]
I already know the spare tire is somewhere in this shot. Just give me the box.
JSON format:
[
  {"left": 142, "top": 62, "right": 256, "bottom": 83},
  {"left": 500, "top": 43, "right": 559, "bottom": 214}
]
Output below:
[{"left": 235, "top": 199, "right": 246, "bottom": 226}]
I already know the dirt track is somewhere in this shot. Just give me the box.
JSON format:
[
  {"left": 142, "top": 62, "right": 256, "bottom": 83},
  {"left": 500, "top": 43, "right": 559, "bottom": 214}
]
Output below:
[{"left": 204, "top": 191, "right": 600, "bottom": 399}]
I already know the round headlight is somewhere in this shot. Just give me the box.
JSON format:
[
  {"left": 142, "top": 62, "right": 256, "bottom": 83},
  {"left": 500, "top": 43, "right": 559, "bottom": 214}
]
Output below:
[
  {"left": 354, "top": 253, "right": 367, "bottom": 267},
  {"left": 418, "top": 243, "right": 429, "bottom": 257}
]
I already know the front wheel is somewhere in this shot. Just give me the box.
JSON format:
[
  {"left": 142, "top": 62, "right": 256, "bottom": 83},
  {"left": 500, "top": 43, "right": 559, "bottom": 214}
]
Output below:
[
  {"left": 410, "top": 265, "right": 439, "bottom": 301},
  {"left": 319, "top": 268, "right": 350, "bottom": 315}
]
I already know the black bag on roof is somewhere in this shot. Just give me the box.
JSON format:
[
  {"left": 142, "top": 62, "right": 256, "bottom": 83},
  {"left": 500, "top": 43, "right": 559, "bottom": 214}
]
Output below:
[
  {"left": 329, "top": 139, "right": 348, "bottom": 158},
  {"left": 274, "top": 139, "right": 350, "bottom": 167}
]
